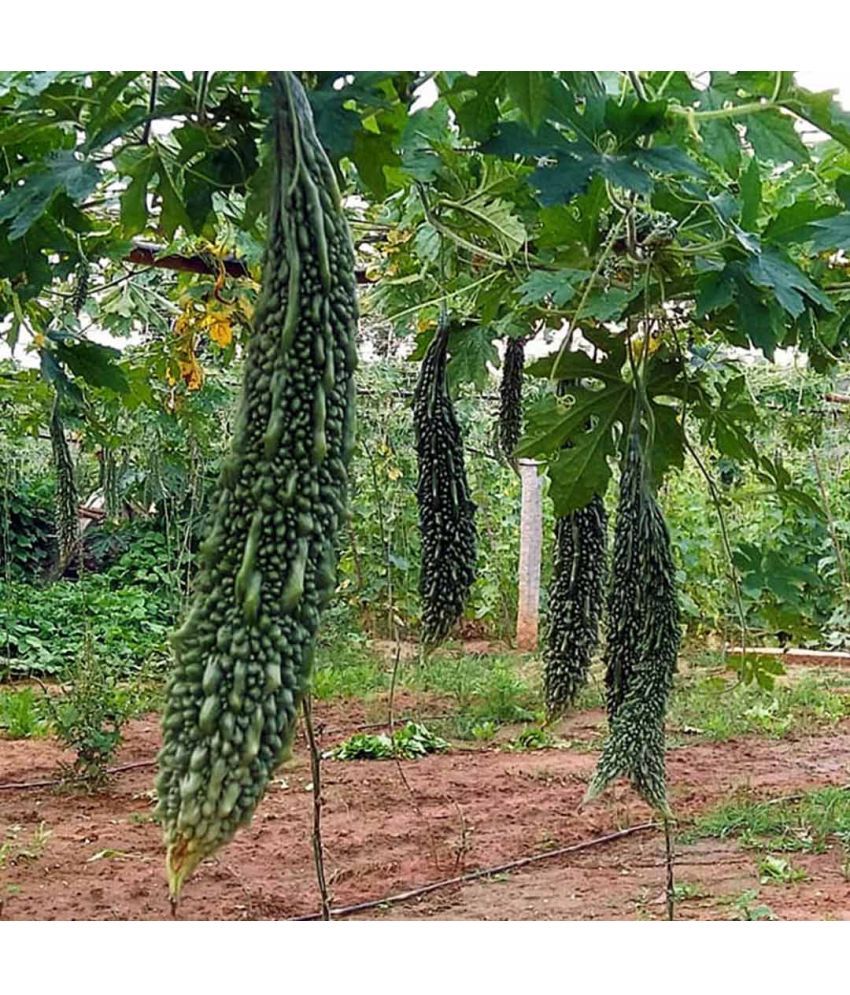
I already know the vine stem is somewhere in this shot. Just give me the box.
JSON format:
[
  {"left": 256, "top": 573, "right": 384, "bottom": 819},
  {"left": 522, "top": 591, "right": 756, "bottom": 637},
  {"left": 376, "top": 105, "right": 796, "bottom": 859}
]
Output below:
[
  {"left": 664, "top": 816, "right": 676, "bottom": 921},
  {"left": 812, "top": 446, "right": 849, "bottom": 590},
  {"left": 683, "top": 436, "right": 748, "bottom": 657},
  {"left": 547, "top": 213, "right": 627, "bottom": 388},
  {"left": 669, "top": 100, "right": 777, "bottom": 122},
  {"left": 302, "top": 695, "right": 331, "bottom": 921}
]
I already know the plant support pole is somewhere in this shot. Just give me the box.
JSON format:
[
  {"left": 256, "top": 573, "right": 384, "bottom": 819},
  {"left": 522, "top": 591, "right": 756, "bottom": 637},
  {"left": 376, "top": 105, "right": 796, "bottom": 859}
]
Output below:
[
  {"left": 516, "top": 459, "right": 543, "bottom": 650},
  {"left": 303, "top": 695, "right": 331, "bottom": 921}
]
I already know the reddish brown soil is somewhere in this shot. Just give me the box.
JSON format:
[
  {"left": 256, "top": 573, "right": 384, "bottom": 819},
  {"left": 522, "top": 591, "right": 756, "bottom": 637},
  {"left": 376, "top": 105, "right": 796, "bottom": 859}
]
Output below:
[{"left": 1, "top": 698, "right": 849, "bottom": 921}]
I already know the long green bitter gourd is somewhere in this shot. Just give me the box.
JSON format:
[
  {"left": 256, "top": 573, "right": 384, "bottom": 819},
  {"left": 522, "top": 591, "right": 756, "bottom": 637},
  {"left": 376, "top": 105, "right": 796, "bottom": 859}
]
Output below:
[
  {"left": 585, "top": 434, "right": 680, "bottom": 813},
  {"left": 543, "top": 494, "right": 607, "bottom": 718},
  {"left": 155, "top": 71, "right": 358, "bottom": 898},
  {"left": 49, "top": 395, "right": 80, "bottom": 569},
  {"left": 414, "top": 315, "right": 477, "bottom": 645},
  {"left": 497, "top": 335, "right": 524, "bottom": 468}
]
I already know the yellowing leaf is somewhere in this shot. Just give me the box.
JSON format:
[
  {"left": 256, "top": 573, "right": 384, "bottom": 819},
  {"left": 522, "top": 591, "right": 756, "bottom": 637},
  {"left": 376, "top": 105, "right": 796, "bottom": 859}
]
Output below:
[
  {"left": 208, "top": 316, "right": 233, "bottom": 348},
  {"left": 179, "top": 354, "right": 204, "bottom": 391}
]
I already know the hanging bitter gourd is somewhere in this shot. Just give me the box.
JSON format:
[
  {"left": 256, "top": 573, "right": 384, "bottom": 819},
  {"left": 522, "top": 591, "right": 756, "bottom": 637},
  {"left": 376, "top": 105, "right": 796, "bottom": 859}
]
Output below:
[
  {"left": 543, "top": 494, "right": 607, "bottom": 718},
  {"left": 414, "top": 316, "right": 477, "bottom": 645},
  {"left": 49, "top": 395, "right": 80, "bottom": 569},
  {"left": 155, "top": 71, "right": 358, "bottom": 898},
  {"left": 72, "top": 258, "right": 90, "bottom": 317},
  {"left": 585, "top": 434, "right": 680, "bottom": 813},
  {"left": 498, "top": 336, "right": 525, "bottom": 468},
  {"left": 100, "top": 448, "right": 119, "bottom": 521}
]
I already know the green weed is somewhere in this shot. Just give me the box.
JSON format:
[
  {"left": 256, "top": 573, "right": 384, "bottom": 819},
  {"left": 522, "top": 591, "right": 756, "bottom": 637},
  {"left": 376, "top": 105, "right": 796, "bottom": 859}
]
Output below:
[
  {"left": 758, "top": 855, "right": 807, "bottom": 885},
  {"left": 669, "top": 672, "right": 850, "bottom": 742},
  {"left": 0, "top": 687, "right": 50, "bottom": 738},
  {"left": 503, "top": 726, "right": 555, "bottom": 752},
  {"left": 311, "top": 641, "right": 388, "bottom": 700},
  {"left": 686, "top": 786, "right": 850, "bottom": 854},
  {"left": 729, "top": 889, "right": 778, "bottom": 920}
]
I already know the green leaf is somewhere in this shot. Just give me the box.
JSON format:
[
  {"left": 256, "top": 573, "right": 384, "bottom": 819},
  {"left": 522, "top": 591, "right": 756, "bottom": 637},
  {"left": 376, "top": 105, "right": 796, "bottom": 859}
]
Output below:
[
  {"left": 351, "top": 131, "right": 402, "bottom": 200},
  {"left": 582, "top": 285, "right": 639, "bottom": 322},
  {"left": 648, "top": 403, "right": 684, "bottom": 483},
  {"left": 604, "top": 97, "right": 669, "bottom": 145},
  {"left": 461, "top": 195, "right": 526, "bottom": 256},
  {"left": 532, "top": 156, "right": 595, "bottom": 205},
  {"left": 414, "top": 223, "right": 441, "bottom": 263},
  {"left": 546, "top": 430, "right": 617, "bottom": 515},
  {"left": 745, "top": 249, "right": 833, "bottom": 317},
  {"left": 633, "top": 146, "right": 707, "bottom": 178},
  {"left": 450, "top": 72, "right": 506, "bottom": 142},
  {"left": 745, "top": 112, "right": 808, "bottom": 165},
  {"left": 0, "top": 151, "right": 100, "bottom": 239},
  {"left": 119, "top": 149, "right": 157, "bottom": 237},
  {"left": 516, "top": 270, "right": 583, "bottom": 307},
  {"left": 155, "top": 156, "right": 190, "bottom": 239},
  {"left": 400, "top": 104, "right": 450, "bottom": 182},
  {"left": 447, "top": 324, "right": 498, "bottom": 391},
  {"left": 763, "top": 201, "right": 840, "bottom": 244},
  {"left": 696, "top": 90, "right": 741, "bottom": 176},
  {"left": 505, "top": 72, "right": 549, "bottom": 132},
  {"left": 54, "top": 341, "right": 129, "bottom": 394},
  {"left": 808, "top": 213, "right": 850, "bottom": 251},
  {"left": 695, "top": 269, "right": 735, "bottom": 317},
  {"left": 782, "top": 85, "right": 850, "bottom": 152},
  {"left": 740, "top": 157, "right": 761, "bottom": 230},
  {"left": 734, "top": 274, "right": 781, "bottom": 358}
]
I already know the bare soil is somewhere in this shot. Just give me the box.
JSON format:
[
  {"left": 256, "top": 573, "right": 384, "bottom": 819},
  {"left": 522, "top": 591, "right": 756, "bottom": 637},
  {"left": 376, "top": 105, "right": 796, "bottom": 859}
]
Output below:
[{"left": 1, "top": 696, "right": 849, "bottom": 920}]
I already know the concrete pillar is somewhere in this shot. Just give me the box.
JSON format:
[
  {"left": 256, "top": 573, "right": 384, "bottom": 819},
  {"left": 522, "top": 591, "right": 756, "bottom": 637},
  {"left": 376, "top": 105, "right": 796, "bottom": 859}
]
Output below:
[{"left": 516, "top": 459, "right": 542, "bottom": 650}]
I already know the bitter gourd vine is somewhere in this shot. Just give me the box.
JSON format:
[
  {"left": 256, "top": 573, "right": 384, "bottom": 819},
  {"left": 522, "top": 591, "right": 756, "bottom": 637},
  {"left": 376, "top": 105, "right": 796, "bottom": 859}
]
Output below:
[
  {"left": 585, "top": 433, "right": 680, "bottom": 813},
  {"left": 497, "top": 336, "right": 525, "bottom": 468},
  {"left": 49, "top": 395, "right": 80, "bottom": 569},
  {"left": 155, "top": 71, "right": 358, "bottom": 898},
  {"left": 543, "top": 494, "right": 607, "bottom": 718},
  {"left": 414, "top": 315, "right": 477, "bottom": 645}
]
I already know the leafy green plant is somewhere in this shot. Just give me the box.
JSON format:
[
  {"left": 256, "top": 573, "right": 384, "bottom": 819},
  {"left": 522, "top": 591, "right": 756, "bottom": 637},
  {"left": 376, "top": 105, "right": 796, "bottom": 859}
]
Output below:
[
  {"left": 0, "top": 688, "right": 50, "bottom": 739},
  {"left": 731, "top": 889, "right": 777, "bottom": 921},
  {"left": 504, "top": 726, "right": 554, "bottom": 752},
  {"left": 327, "top": 721, "right": 448, "bottom": 760},
  {"left": 758, "top": 855, "right": 807, "bottom": 885},
  {"left": 672, "top": 881, "right": 707, "bottom": 902},
  {"left": 48, "top": 637, "right": 132, "bottom": 785}
]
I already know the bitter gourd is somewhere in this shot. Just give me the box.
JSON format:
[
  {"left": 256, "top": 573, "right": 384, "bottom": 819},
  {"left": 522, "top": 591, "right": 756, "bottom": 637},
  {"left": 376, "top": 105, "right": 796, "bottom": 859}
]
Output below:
[
  {"left": 497, "top": 336, "right": 524, "bottom": 469},
  {"left": 155, "top": 71, "right": 358, "bottom": 898},
  {"left": 414, "top": 315, "right": 477, "bottom": 645},
  {"left": 72, "top": 258, "right": 89, "bottom": 317},
  {"left": 543, "top": 494, "right": 607, "bottom": 718},
  {"left": 585, "top": 434, "right": 680, "bottom": 813},
  {"left": 49, "top": 394, "right": 80, "bottom": 569}
]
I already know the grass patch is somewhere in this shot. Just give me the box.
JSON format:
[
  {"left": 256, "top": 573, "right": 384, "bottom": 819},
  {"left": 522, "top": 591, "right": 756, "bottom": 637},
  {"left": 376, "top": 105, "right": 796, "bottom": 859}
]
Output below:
[
  {"left": 0, "top": 688, "right": 51, "bottom": 739},
  {"left": 312, "top": 640, "right": 387, "bottom": 700},
  {"left": 685, "top": 785, "right": 850, "bottom": 854},
  {"left": 669, "top": 672, "right": 850, "bottom": 742},
  {"left": 406, "top": 651, "right": 542, "bottom": 739},
  {"left": 312, "top": 643, "right": 544, "bottom": 740}
]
